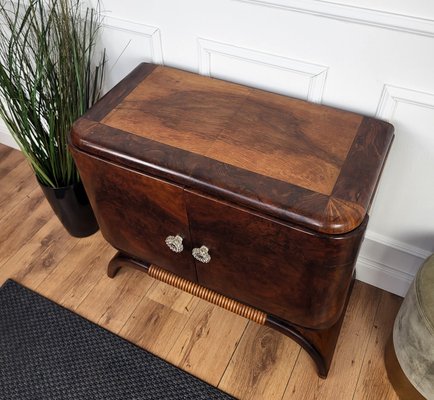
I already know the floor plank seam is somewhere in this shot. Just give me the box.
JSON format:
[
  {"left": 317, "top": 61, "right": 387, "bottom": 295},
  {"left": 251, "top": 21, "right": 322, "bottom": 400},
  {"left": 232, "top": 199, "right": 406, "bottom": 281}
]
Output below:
[
  {"left": 161, "top": 297, "right": 203, "bottom": 359},
  {"left": 216, "top": 319, "right": 251, "bottom": 389},
  {"left": 108, "top": 277, "right": 159, "bottom": 335},
  {"left": 280, "top": 346, "right": 302, "bottom": 400},
  {"left": 351, "top": 292, "right": 383, "bottom": 400},
  {"left": 33, "top": 239, "right": 83, "bottom": 292}
]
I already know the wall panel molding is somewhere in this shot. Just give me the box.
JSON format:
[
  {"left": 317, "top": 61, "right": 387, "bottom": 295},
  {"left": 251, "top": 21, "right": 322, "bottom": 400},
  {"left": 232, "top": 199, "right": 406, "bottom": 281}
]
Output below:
[
  {"left": 354, "top": 84, "right": 434, "bottom": 297},
  {"left": 103, "top": 16, "right": 164, "bottom": 65},
  {"left": 198, "top": 38, "right": 328, "bottom": 103},
  {"left": 377, "top": 84, "right": 434, "bottom": 121},
  {"left": 234, "top": 0, "right": 434, "bottom": 37}
]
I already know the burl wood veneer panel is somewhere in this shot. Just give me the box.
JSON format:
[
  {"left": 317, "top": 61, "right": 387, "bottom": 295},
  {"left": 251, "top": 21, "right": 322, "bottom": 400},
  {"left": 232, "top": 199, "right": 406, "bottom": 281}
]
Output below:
[
  {"left": 101, "top": 67, "right": 361, "bottom": 196},
  {"left": 186, "top": 189, "right": 367, "bottom": 329},
  {"left": 71, "top": 147, "right": 197, "bottom": 282},
  {"left": 71, "top": 63, "right": 394, "bottom": 234}
]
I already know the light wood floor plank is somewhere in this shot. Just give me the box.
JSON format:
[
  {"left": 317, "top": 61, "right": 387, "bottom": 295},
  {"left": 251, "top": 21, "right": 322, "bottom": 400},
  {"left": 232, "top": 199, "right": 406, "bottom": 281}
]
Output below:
[
  {"left": 119, "top": 280, "right": 200, "bottom": 359},
  {"left": 0, "top": 145, "right": 25, "bottom": 179},
  {"left": 0, "top": 187, "right": 52, "bottom": 270},
  {"left": 76, "top": 268, "right": 156, "bottom": 333},
  {"left": 353, "top": 291, "right": 401, "bottom": 400},
  {"left": 0, "top": 215, "right": 79, "bottom": 287},
  {"left": 0, "top": 160, "right": 38, "bottom": 220},
  {"left": 166, "top": 301, "right": 249, "bottom": 387},
  {"left": 219, "top": 322, "right": 301, "bottom": 400},
  {"left": 34, "top": 232, "right": 114, "bottom": 309}
]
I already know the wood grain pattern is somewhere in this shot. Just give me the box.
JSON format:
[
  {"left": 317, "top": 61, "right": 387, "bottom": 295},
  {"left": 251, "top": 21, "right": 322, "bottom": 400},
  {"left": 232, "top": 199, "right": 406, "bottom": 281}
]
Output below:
[
  {"left": 186, "top": 190, "right": 365, "bottom": 329},
  {"left": 0, "top": 145, "right": 25, "bottom": 179},
  {"left": 266, "top": 275, "right": 355, "bottom": 378},
  {"left": 84, "top": 63, "right": 157, "bottom": 121},
  {"left": 0, "top": 159, "right": 38, "bottom": 222},
  {"left": 218, "top": 323, "right": 300, "bottom": 400},
  {"left": 0, "top": 143, "right": 403, "bottom": 400},
  {"left": 332, "top": 117, "right": 394, "bottom": 209},
  {"left": 102, "top": 67, "right": 359, "bottom": 196},
  {"left": 34, "top": 234, "right": 114, "bottom": 309},
  {"left": 76, "top": 268, "right": 156, "bottom": 333},
  {"left": 71, "top": 63, "right": 394, "bottom": 234},
  {"left": 0, "top": 188, "right": 53, "bottom": 273},
  {"left": 71, "top": 147, "right": 197, "bottom": 282},
  {"left": 118, "top": 281, "right": 200, "bottom": 359},
  {"left": 165, "top": 301, "right": 249, "bottom": 386},
  {"left": 354, "top": 291, "right": 402, "bottom": 400},
  {"left": 1, "top": 215, "right": 79, "bottom": 288},
  {"left": 70, "top": 120, "right": 332, "bottom": 233},
  {"left": 149, "top": 264, "right": 267, "bottom": 324}
]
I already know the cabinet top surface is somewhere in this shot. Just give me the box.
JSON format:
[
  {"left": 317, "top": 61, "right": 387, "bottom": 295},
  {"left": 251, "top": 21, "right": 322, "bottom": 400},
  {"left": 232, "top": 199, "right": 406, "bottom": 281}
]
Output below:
[{"left": 71, "top": 63, "right": 394, "bottom": 234}]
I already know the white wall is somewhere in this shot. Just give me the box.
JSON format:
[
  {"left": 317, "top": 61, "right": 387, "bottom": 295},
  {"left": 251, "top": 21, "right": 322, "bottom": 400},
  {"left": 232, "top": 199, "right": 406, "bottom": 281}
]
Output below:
[{"left": 2, "top": 0, "right": 433, "bottom": 296}]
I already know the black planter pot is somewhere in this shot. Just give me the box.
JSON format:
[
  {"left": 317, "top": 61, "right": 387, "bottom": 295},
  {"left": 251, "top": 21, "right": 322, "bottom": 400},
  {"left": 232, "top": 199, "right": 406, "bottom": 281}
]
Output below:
[{"left": 39, "top": 180, "right": 99, "bottom": 238}]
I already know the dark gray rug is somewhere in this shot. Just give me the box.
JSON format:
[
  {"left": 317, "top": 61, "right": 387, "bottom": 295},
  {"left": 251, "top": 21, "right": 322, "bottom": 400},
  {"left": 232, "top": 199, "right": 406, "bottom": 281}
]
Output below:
[{"left": 0, "top": 280, "right": 235, "bottom": 399}]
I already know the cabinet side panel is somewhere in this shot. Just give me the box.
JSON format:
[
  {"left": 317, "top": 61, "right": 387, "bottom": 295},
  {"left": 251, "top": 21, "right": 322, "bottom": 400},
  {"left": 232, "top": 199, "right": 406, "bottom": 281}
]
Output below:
[
  {"left": 71, "top": 147, "right": 197, "bottom": 282},
  {"left": 186, "top": 190, "right": 366, "bottom": 329}
]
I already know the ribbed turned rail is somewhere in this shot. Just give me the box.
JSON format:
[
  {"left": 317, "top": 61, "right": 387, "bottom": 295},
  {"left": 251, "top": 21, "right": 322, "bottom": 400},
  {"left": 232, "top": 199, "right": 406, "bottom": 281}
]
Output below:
[{"left": 148, "top": 265, "right": 267, "bottom": 325}]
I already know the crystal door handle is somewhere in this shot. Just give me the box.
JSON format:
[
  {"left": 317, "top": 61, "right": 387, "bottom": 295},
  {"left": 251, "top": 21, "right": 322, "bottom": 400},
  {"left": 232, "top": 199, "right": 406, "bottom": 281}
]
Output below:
[
  {"left": 192, "top": 245, "right": 211, "bottom": 263},
  {"left": 165, "top": 234, "right": 184, "bottom": 253}
]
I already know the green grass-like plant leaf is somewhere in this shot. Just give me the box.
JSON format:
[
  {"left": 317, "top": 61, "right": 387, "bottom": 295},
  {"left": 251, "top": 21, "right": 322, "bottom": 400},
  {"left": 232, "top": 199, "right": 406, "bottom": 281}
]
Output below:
[{"left": 0, "top": 0, "right": 106, "bottom": 187}]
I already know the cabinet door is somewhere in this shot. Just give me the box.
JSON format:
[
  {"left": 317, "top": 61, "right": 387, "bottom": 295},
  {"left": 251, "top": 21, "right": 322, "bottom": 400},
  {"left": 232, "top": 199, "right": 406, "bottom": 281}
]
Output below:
[
  {"left": 72, "top": 149, "right": 197, "bottom": 281},
  {"left": 186, "top": 190, "right": 365, "bottom": 329}
]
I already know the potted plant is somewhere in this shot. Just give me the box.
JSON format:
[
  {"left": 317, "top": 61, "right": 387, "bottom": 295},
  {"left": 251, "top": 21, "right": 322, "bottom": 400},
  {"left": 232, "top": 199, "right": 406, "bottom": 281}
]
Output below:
[{"left": 0, "top": 0, "right": 105, "bottom": 237}]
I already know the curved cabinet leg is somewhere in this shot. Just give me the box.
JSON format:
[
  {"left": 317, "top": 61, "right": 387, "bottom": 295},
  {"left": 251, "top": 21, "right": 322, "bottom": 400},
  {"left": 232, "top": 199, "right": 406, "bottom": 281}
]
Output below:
[
  {"left": 266, "top": 277, "right": 354, "bottom": 378},
  {"left": 107, "top": 251, "right": 151, "bottom": 278},
  {"left": 267, "top": 313, "right": 341, "bottom": 378}
]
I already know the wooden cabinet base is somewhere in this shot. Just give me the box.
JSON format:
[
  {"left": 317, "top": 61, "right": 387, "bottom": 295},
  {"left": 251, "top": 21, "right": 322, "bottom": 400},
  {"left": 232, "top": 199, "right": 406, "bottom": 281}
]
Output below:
[
  {"left": 267, "top": 276, "right": 354, "bottom": 379},
  {"left": 108, "top": 251, "right": 353, "bottom": 378},
  {"left": 107, "top": 252, "right": 150, "bottom": 278}
]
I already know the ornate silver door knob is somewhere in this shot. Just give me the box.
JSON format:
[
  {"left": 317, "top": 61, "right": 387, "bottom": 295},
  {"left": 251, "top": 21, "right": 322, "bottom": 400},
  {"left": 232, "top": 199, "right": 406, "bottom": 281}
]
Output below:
[
  {"left": 192, "top": 245, "right": 211, "bottom": 263},
  {"left": 165, "top": 234, "right": 184, "bottom": 253}
]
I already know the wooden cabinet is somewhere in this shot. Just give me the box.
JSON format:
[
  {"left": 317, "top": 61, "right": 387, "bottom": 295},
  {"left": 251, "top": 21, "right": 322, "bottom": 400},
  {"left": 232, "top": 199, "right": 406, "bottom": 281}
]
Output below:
[{"left": 70, "top": 63, "right": 394, "bottom": 378}]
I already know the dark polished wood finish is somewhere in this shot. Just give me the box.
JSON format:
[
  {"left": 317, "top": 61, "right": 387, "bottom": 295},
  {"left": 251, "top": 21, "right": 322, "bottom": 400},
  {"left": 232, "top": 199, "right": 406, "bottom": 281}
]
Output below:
[
  {"left": 71, "top": 63, "right": 394, "bottom": 235},
  {"left": 71, "top": 148, "right": 197, "bottom": 282},
  {"left": 108, "top": 251, "right": 151, "bottom": 278},
  {"left": 186, "top": 190, "right": 365, "bottom": 329},
  {"left": 267, "top": 275, "right": 354, "bottom": 378},
  {"left": 70, "top": 63, "right": 394, "bottom": 378},
  {"left": 85, "top": 63, "right": 157, "bottom": 121}
]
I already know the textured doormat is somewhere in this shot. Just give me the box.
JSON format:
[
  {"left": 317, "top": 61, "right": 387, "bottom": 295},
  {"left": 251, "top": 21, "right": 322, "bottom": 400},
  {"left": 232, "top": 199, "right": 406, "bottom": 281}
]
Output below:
[{"left": 0, "top": 280, "right": 235, "bottom": 399}]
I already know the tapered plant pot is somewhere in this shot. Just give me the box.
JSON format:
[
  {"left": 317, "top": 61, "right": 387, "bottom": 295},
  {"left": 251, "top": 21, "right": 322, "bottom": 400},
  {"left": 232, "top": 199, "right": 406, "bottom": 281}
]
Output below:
[{"left": 39, "top": 180, "right": 99, "bottom": 238}]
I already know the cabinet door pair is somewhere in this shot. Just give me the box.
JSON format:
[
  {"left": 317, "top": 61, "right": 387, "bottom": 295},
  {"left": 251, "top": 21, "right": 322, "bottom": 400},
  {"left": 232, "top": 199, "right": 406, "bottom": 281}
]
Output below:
[{"left": 74, "top": 151, "right": 362, "bottom": 329}]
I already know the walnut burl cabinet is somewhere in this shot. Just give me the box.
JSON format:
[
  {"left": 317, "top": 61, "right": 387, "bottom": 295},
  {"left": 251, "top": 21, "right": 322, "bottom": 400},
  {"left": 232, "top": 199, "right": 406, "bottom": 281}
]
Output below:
[{"left": 69, "top": 63, "right": 394, "bottom": 378}]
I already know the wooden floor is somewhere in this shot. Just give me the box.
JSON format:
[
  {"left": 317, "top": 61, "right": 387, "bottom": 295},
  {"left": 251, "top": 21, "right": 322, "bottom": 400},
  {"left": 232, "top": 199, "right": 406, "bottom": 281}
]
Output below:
[{"left": 0, "top": 144, "right": 402, "bottom": 400}]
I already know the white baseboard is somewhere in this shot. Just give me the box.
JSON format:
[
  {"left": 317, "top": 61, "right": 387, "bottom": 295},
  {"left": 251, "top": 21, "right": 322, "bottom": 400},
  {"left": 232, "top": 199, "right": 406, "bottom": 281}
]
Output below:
[
  {"left": 0, "top": 125, "right": 19, "bottom": 150},
  {"left": 356, "top": 231, "right": 428, "bottom": 297}
]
